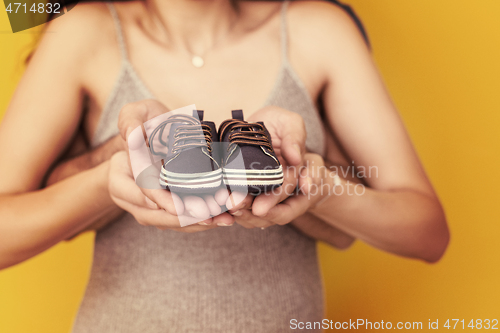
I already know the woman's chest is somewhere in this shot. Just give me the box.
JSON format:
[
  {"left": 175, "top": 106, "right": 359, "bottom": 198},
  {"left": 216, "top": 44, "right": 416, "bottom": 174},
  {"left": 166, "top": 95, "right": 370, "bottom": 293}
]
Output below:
[{"left": 83, "top": 38, "right": 324, "bottom": 142}]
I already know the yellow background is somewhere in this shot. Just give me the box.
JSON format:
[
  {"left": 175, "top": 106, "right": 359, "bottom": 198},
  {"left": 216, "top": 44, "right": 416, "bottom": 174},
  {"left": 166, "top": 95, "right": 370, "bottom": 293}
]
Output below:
[{"left": 1, "top": 1, "right": 499, "bottom": 332}]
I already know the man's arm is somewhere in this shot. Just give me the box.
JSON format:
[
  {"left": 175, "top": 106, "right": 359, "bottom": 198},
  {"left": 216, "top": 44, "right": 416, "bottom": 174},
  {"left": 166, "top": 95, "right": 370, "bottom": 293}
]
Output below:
[
  {"left": 44, "top": 132, "right": 126, "bottom": 236},
  {"left": 289, "top": 213, "right": 354, "bottom": 250},
  {"left": 46, "top": 132, "right": 125, "bottom": 186},
  {"left": 288, "top": 159, "right": 358, "bottom": 249}
]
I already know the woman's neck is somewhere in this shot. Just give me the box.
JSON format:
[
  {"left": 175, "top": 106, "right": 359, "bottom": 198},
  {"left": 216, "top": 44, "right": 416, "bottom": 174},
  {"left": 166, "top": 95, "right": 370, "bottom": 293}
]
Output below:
[{"left": 145, "top": 0, "right": 240, "bottom": 56}]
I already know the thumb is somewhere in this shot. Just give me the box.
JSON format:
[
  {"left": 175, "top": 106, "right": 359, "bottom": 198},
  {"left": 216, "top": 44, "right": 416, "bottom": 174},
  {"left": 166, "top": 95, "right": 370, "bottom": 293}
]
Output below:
[
  {"left": 118, "top": 99, "right": 169, "bottom": 141},
  {"left": 280, "top": 133, "right": 304, "bottom": 167},
  {"left": 297, "top": 167, "right": 312, "bottom": 195},
  {"left": 276, "top": 111, "right": 306, "bottom": 167}
]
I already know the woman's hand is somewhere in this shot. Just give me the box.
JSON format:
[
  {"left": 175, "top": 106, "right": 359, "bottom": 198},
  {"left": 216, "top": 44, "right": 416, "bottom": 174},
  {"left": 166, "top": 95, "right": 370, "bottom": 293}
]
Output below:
[
  {"left": 108, "top": 151, "right": 232, "bottom": 231},
  {"left": 116, "top": 99, "right": 235, "bottom": 230},
  {"left": 117, "top": 102, "right": 307, "bottom": 229},
  {"left": 246, "top": 106, "right": 307, "bottom": 217},
  {"left": 213, "top": 106, "right": 310, "bottom": 229}
]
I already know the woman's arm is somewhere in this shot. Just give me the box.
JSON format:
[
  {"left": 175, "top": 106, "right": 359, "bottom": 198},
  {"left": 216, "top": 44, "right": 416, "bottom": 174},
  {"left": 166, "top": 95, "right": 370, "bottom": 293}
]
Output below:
[
  {"left": 0, "top": 4, "right": 120, "bottom": 268},
  {"left": 0, "top": 162, "right": 113, "bottom": 269},
  {"left": 247, "top": 2, "right": 448, "bottom": 262},
  {"left": 289, "top": 2, "right": 449, "bottom": 262}
]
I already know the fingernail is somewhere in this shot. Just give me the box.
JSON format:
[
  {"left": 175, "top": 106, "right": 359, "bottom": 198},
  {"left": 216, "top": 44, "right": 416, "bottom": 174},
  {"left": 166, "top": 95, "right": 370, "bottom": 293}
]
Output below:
[
  {"left": 293, "top": 143, "right": 301, "bottom": 155},
  {"left": 217, "top": 223, "right": 233, "bottom": 227},
  {"left": 226, "top": 201, "right": 238, "bottom": 210},
  {"left": 188, "top": 210, "right": 203, "bottom": 219},
  {"left": 145, "top": 197, "right": 158, "bottom": 209},
  {"left": 231, "top": 210, "right": 242, "bottom": 216},
  {"left": 126, "top": 127, "right": 133, "bottom": 140}
]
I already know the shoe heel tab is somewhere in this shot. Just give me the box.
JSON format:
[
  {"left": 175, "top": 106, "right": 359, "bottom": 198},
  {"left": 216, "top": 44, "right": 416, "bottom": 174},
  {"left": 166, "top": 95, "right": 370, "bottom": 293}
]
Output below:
[
  {"left": 193, "top": 110, "right": 204, "bottom": 121},
  {"left": 231, "top": 109, "right": 244, "bottom": 121}
]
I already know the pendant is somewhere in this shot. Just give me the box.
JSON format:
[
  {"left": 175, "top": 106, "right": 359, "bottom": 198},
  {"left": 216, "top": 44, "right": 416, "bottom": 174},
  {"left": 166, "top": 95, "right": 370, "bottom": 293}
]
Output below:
[{"left": 192, "top": 55, "right": 204, "bottom": 68}]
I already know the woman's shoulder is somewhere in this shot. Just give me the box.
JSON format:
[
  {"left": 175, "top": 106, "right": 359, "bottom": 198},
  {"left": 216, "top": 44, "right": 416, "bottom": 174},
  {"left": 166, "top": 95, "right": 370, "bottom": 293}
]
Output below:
[
  {"left": 49, "top": 1, "right": 113, "bottom": 33},
  {"left": 241, "top": 1, "right": 366, "bottom": 54},
  {"left": 287, "top": 1, "right": 365, "bottom": 41},
  {"left": 43, "top": 1, "right": 147, "bottom": 48},
  {"left": 32, "top": 2, "right": 127, "bottom": 95},
  {"left": 41, "top": 2, "right": 118, "bottom": 56},
  {"left": 285, "top": 1, "right": 369, "bottom": 76},
  {"left": 38, "top": 2, "right": 125, "bottom": 68}
]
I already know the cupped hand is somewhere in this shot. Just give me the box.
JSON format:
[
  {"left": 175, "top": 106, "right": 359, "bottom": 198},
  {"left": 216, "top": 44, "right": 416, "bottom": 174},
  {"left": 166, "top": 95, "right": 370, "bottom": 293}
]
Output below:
[
  {"left": 247, "top": 106, "right": 307, "bottom": 217},
  {"left": 221, "top": 106, "right": 307, "bottom": 229},
  {"left": 109, "top": 151, "right": 235, "bottom": 231},
  {"left": 116, "top": 100, "right": 234, "bottom": 229}
]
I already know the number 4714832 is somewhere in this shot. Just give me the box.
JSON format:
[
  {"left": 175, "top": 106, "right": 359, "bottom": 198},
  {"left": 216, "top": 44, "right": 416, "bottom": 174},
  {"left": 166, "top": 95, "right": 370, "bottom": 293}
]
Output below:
[
  {"left": 444, "top": 319, "right": 498, "bottom": 329},
  {"left": 5, "top": 3, "right": 61, "bottom": 14}
]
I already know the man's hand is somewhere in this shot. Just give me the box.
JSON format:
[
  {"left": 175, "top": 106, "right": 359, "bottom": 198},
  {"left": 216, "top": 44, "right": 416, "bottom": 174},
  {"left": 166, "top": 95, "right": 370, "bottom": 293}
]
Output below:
[
  {"left": 45, "top": 131, "right": 126, "bottom": 186},
  {"left": 44, "top": 129, "right": 127, "bottom": 238},
  {"left": 223, "top": 152, "right": 355, "bottom": 250}
]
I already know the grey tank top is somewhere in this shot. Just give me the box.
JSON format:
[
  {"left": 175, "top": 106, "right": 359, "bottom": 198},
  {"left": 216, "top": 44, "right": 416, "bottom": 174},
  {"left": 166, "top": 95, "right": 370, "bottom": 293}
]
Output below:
[{"left": 72, "top": 2, "right": 326, "bottom": 332}]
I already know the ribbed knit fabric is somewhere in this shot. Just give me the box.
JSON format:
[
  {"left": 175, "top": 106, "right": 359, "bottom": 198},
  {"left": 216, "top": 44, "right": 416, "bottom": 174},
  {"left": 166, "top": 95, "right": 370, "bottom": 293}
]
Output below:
[{"left": 72, "top": 2, "right": 326, "bottom": 332}]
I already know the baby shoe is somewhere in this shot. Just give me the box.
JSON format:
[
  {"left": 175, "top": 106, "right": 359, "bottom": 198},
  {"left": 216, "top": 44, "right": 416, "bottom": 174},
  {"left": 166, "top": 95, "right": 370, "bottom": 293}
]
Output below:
[
  {"left": 218, "top": 110, "right": 284, "bottom": 194},
  {"left": 149, "top": 110, "right": 222, "bottom": 193}
]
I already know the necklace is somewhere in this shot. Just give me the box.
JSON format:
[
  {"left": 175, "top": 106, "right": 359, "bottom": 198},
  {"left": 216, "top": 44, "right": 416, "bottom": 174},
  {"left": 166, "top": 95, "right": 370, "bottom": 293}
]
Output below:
[
  {"left": 189, "top": 48, "right": 212, "bottom": 68},
  {"left": 150, "top": 8, "right": 238, "bottom": 69},
  {"left": 186, "top": 19, "right": 238, "bottom": 68},
  {"left": 191, "top": 55, "right": 205, "bottom": 68}
]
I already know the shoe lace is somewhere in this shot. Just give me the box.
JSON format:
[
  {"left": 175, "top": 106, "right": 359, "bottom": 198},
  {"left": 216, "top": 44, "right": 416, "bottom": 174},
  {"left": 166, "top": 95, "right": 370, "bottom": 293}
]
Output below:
[
  {"left": 149, "top": 114, "right": 213, "bottom": 157},
  {"left": 218, "top": 120, "right": 273, "bottom": 151}
]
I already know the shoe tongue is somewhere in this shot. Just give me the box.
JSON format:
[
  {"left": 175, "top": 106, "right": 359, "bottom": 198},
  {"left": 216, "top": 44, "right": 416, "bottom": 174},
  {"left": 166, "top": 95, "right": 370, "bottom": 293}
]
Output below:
[
  {"left": 240, "top": 122, "right": 262, "bottom": 133},
  {"left": 193, "top": 110, "right": 204, "bottom": 121},
  {"left": 232, "top": 110, "right": 244, "bottom": 121}
]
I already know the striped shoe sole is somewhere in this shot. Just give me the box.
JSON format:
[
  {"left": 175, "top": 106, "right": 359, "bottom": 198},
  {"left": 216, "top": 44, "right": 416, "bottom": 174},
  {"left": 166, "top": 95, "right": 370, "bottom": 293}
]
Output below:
[
  {"left": 222, "top": 165, "right": 284, "bottom": 187},
  {"left": 160, "top": 167, "right": 222, "bottom": 192}
]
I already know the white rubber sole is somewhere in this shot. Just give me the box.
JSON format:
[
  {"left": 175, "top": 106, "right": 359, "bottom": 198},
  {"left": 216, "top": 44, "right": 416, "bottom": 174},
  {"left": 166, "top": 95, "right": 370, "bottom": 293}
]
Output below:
[
  {"left": 222, "top": 165, "right": 284, "bottom": 186},
  {"left": 160, "top": 166, "right": 222, "bottom": 190}
]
